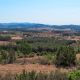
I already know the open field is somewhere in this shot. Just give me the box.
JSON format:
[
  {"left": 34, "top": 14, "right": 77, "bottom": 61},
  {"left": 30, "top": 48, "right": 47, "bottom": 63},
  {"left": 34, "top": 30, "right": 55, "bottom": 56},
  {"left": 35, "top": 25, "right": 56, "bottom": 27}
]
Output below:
[
  {"left": 0, "top": 54, "right": 79, "bottom": 74},
  {"left": 0, "top": 62, "right": 76, "bottom": 74},
  {"left": 0, "top": 31, "right": 80, "bottom": 79},
  {"left": 0, "top": 41, "right": 9, "bottom": 45},
  {"left": 0, "top": 64, "right": 56, "bottom": 74}
]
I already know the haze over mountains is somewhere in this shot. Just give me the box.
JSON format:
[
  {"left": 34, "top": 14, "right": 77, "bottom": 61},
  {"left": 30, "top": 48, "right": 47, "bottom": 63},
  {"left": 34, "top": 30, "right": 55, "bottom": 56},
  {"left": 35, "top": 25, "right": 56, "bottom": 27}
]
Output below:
[{"left": 0, "top": 23, "right": 80, "bottom": 32}]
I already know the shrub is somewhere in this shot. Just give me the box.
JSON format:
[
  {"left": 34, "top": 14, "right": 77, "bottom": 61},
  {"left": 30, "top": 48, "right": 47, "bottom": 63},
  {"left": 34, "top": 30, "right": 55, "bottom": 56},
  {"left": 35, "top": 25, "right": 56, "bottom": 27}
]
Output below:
[
  {"left": 68, "top": 70, "right": 80, "bottom": 80},
  {"left": 55, "top": 46, "right": 76, "bottom": 67},
  {"left": 0, "top": 50, "right": 8, "bottom": 64},
  {"left": 44, "top": 54, "right": 55, "bottom": 65},
  {"left": 0, "top": 49, "right": 16, "bottom": 64},
  {"left": 8, "top": 48, "right": 16, "bottom": 64},
  {"left": 38, "top": 57, "right": 49, "bottom": 65},
  {"left": 16, "top": 40, "right": 32, "bottom": 64}
]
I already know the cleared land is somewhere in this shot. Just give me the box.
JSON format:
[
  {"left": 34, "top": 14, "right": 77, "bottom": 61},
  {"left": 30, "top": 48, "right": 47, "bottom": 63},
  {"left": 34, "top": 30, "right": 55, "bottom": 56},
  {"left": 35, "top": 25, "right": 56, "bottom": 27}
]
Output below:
[{"left": 0, "top": 55, "right": 78, "bottom": 74}]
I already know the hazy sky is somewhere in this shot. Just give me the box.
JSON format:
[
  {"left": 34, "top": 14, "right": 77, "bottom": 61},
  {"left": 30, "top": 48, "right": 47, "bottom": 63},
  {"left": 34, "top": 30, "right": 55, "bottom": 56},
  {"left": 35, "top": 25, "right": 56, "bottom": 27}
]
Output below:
[{"left": 0, "top": 0, "right": 80, "bottom": 24}]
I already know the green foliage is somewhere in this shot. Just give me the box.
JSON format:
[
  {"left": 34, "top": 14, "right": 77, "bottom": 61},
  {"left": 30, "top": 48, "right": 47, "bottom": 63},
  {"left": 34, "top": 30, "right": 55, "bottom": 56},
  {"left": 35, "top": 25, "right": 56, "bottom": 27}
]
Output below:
[
  {"left": 16, "top": 40, "right": 32, "bottom": 64},
  {"left": 0, "top": 35, "right": 11, "bottom": 41},
  {"left": 43, "top": 54, "right": 55, "bottom": 65},
  {"left": 27, "top": 37, "right": 76, "bottom": 48},
  {"left": 16, "top": 40, "right": 32, "bottom": 56},
  {"left": 0, "top": 50, "right": 8, "bottom": 64},
  {"left": 0, "top": 49, "right": 16, "bottom": 64},
  {"left": 8, "top": 48, "right": 16, "bottom": 64},
  {"left": 55, "top": 46, "right": 76, "bottom": 67},
  {"left": 68, "top": 70, "right": 80, "bottom": 80}
]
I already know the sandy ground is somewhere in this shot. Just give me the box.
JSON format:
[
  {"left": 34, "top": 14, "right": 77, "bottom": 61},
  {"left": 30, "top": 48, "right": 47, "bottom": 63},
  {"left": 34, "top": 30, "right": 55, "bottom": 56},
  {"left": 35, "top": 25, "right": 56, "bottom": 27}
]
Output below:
[
  {"left": 76, "top": 53, "right": 80, "bottom": 60},
  {"left": 0, "top": 64, "right": 56, "bottom": 74},
  {"left": 0, "top": 54, "right": 79, "bottom": 74},
  {"left": 0, "top": 63, "right": 76, "bottom": 74},
  {"left": 0, "top": 41, "right": 9, "bottom": 45}
]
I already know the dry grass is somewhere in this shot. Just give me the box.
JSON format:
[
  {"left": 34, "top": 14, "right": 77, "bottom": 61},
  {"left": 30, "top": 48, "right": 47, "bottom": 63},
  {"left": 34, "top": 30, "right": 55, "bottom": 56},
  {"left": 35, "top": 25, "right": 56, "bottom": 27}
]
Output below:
[
  {"left": 0, "top": 64, "right": 56, "bottom": 74},
  {"left": 11, "top": 36, "right": 23, "bottom": 40},
  {"left": 0, "top": 56, "right": 76, "bottom": 74},
  {"left": 76, "top": 53, "right": 80, "bottom": 61},
  {"left": 0, "top": 41, "right": 9, "bottom": 45}
]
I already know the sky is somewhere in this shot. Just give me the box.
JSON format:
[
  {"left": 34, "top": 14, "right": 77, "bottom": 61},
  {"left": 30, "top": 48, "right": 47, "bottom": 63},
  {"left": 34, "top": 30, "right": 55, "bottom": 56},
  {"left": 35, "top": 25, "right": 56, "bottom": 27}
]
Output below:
[{"left": 0, "top": 0, "right": 80, "bottom": 25}]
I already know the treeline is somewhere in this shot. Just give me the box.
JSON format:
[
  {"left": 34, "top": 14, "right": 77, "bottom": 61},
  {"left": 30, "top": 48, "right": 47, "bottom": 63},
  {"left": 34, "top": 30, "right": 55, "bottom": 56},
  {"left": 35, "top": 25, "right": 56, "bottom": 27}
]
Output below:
[
  {"left": 0, "top": 35, "right": 11, "bottom": 41},
  {"left": 26, "top": 37, "right": 76, "bottom": 45},
  {"left": 32, "top": 46, "right": 57, "bottom": 53}
]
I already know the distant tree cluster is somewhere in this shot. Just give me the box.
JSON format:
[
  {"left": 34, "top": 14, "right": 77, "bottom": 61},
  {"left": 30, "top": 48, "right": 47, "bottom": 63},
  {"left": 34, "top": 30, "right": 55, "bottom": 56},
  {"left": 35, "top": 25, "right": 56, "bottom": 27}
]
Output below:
[{"left": 0, "top": 35, "right": 11, "bottom": 41}]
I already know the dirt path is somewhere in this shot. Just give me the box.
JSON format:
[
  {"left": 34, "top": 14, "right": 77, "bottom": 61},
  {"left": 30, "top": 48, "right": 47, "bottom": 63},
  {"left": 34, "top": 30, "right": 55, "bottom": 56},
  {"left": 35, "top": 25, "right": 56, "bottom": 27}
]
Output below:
[
  {"left": 0, "top": 64, "right": 56, "bottom": 74},
  {"left": 0, "top": 63, "right": 75, "bottom": 74}
]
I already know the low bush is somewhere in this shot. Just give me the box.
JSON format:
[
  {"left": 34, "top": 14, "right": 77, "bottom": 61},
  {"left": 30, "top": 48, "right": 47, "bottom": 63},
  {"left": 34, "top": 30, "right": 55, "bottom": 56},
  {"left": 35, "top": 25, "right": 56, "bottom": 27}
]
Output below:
[
  {"left": 55, "top": 46, "right": 76, "bottom": 67},
  {"left": 0, "top": 49, "right": 16, "bottom": 64},
  {"left": 68, "top": 70, "right": 80, "bottom": 80}
]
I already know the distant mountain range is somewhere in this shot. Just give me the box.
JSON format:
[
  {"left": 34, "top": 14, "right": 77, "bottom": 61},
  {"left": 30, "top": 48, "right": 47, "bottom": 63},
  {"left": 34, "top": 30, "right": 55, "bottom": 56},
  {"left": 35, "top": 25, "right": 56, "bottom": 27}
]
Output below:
[{"left": 0, "top": 23, "right": 80, "bottom": 32}]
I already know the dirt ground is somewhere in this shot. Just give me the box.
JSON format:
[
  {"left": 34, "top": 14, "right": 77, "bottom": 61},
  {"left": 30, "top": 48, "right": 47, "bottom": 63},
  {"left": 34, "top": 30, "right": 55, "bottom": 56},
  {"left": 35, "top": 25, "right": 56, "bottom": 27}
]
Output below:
[
  {"left": 0, "top": 54, "right": 79, "bottom": 74},
  {"left": 0, "top": 41, "right": 9, "bottom": 45},
  {"left": 76, "top": 53, "right": 80, "bottom": 60},
  {"left": 0, "top": 63, "right": 76, "bottom": 74}
]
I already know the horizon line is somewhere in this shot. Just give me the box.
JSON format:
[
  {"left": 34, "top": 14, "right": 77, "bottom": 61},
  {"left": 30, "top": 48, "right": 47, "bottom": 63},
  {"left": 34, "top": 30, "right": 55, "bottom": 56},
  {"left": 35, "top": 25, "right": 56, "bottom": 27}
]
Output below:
[{"left": 0, "top": 22, "right": 80, "bottom": 26}]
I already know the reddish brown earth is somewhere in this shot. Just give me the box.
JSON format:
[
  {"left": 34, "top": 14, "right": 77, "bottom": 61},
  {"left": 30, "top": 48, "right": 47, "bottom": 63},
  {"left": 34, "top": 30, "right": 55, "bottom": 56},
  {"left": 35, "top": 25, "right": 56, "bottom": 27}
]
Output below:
[
  {"left": 0, "top": 41, "right": 9, "bottom": 45},
  {"left": 0, "top": 54, "right": 79, "bottom": 74},
  {"left": 0, "top": 56, "right": 76, "bottom": 74},
  {"left": 0, "top": 63, "right": 75, "bottom": 74},
  {"left": 0, "top": 64, "right": 56, "bottom": 74}
]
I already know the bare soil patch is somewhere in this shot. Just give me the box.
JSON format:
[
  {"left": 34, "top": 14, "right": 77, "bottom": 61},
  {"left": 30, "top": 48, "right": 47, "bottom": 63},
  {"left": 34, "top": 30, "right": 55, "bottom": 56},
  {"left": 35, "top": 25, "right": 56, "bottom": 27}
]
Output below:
[
  {"left": 0, "top": 41, "right": 9, "bottom": 45},
  {"left": 0, "top": 56, "right": 76, "bottom": 74},
  {"left": 0, "top": 64, "right": 75, "bottom": 74},
  {"left": 76, "top": 53, "right": 80, "bottom": 60}
]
